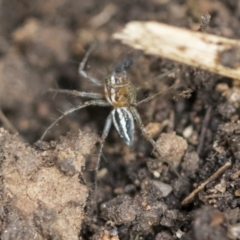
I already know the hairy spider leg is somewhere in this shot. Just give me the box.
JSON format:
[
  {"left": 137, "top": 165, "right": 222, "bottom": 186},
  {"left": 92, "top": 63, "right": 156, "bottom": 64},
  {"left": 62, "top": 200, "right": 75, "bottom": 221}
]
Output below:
[
  {"left": 41, "top": 45, "right": 107, "bottom": 140},
  {"left": 93, "top": 112, "right": 112, "bottom": 202},
  {"left": 129, "top": 106, "right": 179, "bottom": 177},
  {"left": 78, "top": 44, "right": 102, "bottom": 86},
  {"left": 136, "top": 78, "right": 180, "bottom": 106},
  {"left": 40, "top": 100, "right": 110, "bottom": 140},
  {"left": 47, "top": 88, "right": 104, "bottom": 99},
  {"left": 129, "top": 107, "right": 164, "bottom": 155}
]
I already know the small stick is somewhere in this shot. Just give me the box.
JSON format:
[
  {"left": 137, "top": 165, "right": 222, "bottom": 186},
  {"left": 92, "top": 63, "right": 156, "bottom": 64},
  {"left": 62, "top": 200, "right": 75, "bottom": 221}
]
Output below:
[
  {"left": 113, "top": 21, "right": 240, "bottom": 79},
  {"left": 181, "top": 161, "right": 231, "bottom": 205}
]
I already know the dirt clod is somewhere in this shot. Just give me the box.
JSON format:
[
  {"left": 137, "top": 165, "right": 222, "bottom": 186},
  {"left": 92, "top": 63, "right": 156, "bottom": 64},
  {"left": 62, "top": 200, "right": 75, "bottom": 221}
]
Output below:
[
  {"left": 156, "top": 131, "right": 188, "bottom": 168},
  {"left": 0, "top": 128, "right": 97, "bottom": 240}
]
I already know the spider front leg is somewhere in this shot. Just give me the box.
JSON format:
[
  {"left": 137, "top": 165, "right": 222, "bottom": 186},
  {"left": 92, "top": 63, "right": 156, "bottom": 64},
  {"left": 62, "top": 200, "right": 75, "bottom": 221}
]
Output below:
[
  {"left": 136, "top": 78, "right": 180, "bottom": 106},
  {"left": 47, "top": 88, "right": 104, "bottom": 99},
  {"left": 79, "top": 44, "right": 102, "bottom": 86},
  {"left": 40, "top": 100, "right": 110, "bottom": 141}
]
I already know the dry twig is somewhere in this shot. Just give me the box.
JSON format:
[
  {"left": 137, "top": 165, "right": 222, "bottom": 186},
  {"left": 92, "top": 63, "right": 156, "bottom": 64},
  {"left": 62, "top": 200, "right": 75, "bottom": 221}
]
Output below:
[
  {"left": 181, "top": 161, "right": 231, "bottom": 205},
  {"left": 114, "top": 21, "right": 240, "bottom": 79}
]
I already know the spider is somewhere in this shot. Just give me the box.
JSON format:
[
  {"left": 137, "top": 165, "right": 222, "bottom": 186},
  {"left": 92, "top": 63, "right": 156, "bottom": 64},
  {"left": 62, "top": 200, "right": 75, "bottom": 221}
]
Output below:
[{"left": 40, "top": 46, "right": 178, "bottom": 190}]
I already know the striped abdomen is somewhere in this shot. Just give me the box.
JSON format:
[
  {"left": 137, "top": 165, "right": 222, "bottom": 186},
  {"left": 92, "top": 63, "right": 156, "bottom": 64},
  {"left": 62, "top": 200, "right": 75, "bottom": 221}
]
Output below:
[{"left": 112, "top": 107, "right": 134, "bottom": 146}]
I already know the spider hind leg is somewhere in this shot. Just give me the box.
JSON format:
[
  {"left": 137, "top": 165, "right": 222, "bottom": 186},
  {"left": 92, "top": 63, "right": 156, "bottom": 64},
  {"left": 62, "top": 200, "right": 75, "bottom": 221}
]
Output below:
[
  {"left": 90, "top": 113, "right": 112, "bottom": 206},
  {"left": 129, "top": 106, "right": 179, "bottom": 177}
]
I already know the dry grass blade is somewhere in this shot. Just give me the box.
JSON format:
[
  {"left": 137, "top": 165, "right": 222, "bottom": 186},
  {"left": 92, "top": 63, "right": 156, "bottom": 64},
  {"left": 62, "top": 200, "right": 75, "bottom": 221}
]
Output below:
[{"left": 113, "top": 21, "right": 240, "bottom": 80}]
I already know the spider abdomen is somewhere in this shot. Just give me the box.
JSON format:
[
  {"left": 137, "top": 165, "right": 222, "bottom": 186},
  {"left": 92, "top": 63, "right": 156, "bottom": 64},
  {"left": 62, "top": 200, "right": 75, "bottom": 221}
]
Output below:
[{"left": 112, "top": 107, "right": 134, "bottom": 146}]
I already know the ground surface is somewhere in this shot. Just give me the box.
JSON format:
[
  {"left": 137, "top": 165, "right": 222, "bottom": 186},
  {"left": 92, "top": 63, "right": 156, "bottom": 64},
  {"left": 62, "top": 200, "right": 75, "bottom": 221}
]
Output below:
[{"left": 0, "top": 0, "right": 240, "bottom": 239}]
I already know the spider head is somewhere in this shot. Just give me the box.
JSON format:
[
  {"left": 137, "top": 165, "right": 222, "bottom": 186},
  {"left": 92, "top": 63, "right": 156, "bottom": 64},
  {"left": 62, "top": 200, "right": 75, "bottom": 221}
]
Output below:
[{"left": 106, "top": 59, "right": 132, "bottom": 86}]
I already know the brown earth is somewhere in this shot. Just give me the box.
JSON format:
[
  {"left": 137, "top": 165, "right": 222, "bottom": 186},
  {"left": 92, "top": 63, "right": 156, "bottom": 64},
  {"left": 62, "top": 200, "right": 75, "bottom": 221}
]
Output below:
[{"left": 0, "top": 0, "right": 240, "bottom": 239}]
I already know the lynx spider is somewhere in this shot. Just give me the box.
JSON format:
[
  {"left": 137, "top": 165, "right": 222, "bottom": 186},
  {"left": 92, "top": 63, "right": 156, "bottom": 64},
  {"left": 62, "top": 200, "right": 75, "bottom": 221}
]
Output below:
[{"left": 41, "top": 46, "right": 177, "bottom": 190}]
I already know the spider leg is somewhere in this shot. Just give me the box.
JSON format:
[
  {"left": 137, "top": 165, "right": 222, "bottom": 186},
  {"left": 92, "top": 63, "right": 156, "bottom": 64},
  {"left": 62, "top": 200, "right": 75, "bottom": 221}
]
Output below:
[
  {"left": 136, "top": 79, "right": 180, "bottom": 106},
  {"left": 93, "top": 112, "right": 112, "bottom": 199},
  {"left": 40, "top": 100, "right": 110, "bottom": 141},
  {"left": 141, "top": 69, "right": 175, "bottom": 89},
  {"left": 129, "top": 106, "right": 179, "bottom": 177},
  {"left": 79, "top": 44, "right": 102, "bottom": 86},
  {"left": 47, "top": 88, "right": 104, "bottom": 99},
  {"left": 130, "top": 107, "right": 165, "bottom": 156}
]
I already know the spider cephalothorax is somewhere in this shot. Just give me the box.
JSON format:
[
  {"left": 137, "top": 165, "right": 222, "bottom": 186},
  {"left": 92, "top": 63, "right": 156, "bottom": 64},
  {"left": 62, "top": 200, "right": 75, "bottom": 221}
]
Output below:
[{"left": 103, "top": 59, "right": 137, "bottom": 146}]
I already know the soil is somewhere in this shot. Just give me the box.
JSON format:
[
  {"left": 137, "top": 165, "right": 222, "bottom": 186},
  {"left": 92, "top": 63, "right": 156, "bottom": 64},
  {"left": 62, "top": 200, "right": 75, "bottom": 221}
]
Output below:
[{"left": 0, "top": 0, "right": 240, "bottom": 239}]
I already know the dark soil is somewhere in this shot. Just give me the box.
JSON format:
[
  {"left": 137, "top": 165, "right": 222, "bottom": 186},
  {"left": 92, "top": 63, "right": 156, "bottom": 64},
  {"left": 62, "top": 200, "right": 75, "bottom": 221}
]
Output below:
[{"left": 0, "top": 0, "right": 240, "bottom": 239}]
